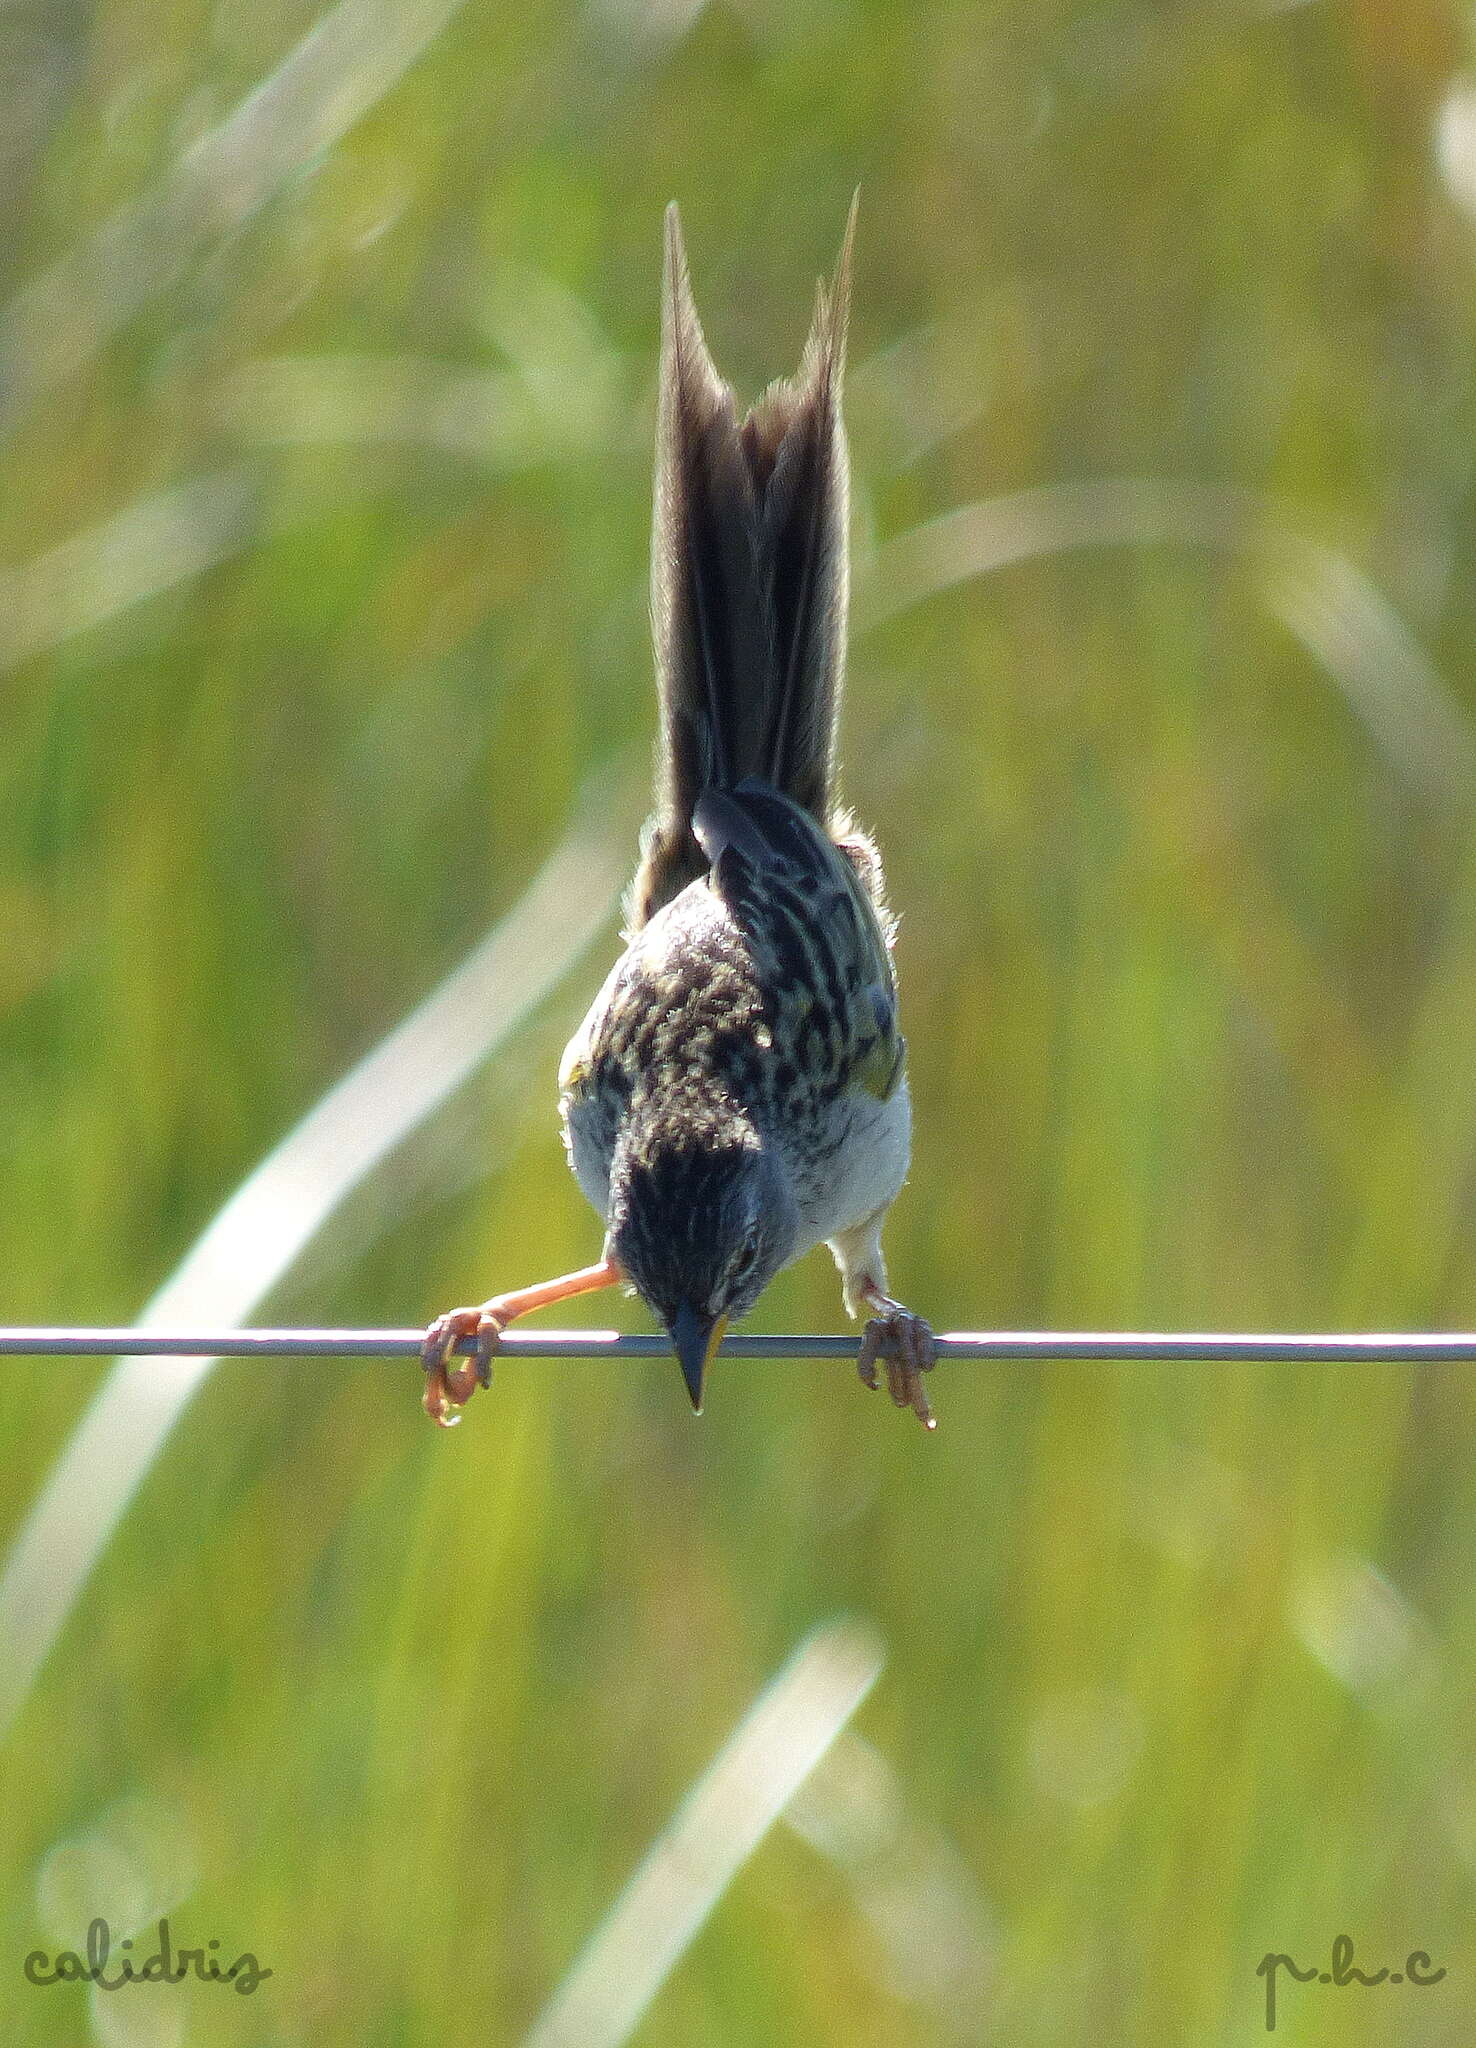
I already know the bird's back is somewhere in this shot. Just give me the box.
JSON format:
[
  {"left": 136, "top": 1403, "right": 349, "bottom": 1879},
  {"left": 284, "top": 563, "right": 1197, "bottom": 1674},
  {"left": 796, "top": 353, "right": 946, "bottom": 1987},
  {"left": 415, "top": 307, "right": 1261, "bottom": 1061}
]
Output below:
[{"left": 563, "top": 781, "right": 909, "bottom": 1251}]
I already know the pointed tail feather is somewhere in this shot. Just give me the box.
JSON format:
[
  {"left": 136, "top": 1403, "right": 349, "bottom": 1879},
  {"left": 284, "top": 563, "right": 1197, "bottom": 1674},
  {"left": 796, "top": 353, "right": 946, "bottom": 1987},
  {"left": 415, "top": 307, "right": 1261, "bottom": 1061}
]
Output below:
[
  {"left": 746, "top": 194, "right": 854, "bottom": 815},
  {"left": 632, "top": 200, "right": 856, "bottom": 928}
]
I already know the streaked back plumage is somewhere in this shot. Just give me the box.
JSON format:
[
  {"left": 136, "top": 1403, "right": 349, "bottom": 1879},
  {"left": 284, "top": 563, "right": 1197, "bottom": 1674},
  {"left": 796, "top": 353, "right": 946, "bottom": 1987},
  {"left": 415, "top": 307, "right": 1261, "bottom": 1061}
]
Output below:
[{"left": 631, "top": 200, "right": 855, "bottom": 929}]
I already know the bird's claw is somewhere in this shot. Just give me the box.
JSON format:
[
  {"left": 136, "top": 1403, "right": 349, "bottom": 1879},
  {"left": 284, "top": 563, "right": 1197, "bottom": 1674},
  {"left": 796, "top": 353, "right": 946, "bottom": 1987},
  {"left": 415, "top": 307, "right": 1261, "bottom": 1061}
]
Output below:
[
  {"left": 857, "top": 1302, "right": 937, "bottom": 1429},
  {"left": 420, "top": 1304, "right": 507, "bottom": 1427}
]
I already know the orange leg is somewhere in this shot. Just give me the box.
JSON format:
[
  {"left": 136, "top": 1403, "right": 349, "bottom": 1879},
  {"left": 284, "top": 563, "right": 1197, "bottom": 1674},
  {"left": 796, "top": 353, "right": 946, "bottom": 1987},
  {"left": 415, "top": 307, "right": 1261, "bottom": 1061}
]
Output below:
[
  {"left": 421, "top": 1255, "right": 623, "bottom": 1426},
  {"left": 854, "top": 1279, "right": 938, "bottom": 1430}
]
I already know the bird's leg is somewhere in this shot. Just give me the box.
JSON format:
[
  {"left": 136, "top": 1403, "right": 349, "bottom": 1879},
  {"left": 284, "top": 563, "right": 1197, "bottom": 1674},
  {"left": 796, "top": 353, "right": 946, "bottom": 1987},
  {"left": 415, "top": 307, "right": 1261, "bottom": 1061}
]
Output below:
[
  {"left": 830, "top": 1217, "right": 937, "bottom": 1429},
  {"left": 421, "top": 1254, "right": 622, "bottom": 1426}
]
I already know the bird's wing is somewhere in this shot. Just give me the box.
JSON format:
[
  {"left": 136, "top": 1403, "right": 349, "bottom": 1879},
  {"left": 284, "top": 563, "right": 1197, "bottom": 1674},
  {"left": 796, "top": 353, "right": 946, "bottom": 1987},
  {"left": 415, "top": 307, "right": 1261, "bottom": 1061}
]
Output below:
[{"left": 694, "top": 780, "right": 904, "bottom": 1102}]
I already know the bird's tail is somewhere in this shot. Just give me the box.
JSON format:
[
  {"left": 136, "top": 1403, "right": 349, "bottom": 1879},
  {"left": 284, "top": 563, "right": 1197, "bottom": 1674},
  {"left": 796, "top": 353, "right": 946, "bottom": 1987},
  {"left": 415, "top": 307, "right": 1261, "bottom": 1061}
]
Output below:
[{"left": 630, "top": 199, "right": 855, "bottom": 929}]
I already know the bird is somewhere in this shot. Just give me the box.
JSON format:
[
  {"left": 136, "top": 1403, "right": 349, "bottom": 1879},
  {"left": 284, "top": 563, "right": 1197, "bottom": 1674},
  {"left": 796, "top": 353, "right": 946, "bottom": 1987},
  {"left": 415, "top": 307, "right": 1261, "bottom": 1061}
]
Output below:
[{"left": 420, "top": 198, "right": 937, "bottom": 1428}]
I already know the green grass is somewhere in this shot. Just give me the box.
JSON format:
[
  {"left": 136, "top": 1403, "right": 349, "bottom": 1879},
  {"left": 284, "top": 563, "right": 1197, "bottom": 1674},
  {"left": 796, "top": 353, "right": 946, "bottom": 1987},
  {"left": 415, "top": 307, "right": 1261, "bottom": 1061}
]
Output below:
[{"left": 4, "top": 1, "right": 1476, "bottom": 2041}]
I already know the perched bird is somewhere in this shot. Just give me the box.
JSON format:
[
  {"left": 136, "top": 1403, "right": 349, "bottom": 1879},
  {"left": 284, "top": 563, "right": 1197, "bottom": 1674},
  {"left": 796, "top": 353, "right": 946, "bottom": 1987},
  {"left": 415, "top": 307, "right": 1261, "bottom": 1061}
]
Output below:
[{"left": 421, "top": 200, "right": 937, "bottom": 1427}]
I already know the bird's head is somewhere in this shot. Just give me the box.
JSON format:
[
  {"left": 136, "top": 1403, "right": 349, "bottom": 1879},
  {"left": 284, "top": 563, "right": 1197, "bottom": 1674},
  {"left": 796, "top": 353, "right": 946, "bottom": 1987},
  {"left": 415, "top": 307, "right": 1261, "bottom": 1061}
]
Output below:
[{"left": 607, "top": 1117, "right": 798, "bottom": 1411}]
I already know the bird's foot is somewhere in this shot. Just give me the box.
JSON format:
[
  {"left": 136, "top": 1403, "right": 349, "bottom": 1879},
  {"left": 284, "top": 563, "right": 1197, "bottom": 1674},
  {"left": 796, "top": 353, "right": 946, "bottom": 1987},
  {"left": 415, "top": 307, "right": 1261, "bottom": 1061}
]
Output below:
[
  {"left": 418, "top": 1256, "right": 625, "bottom": 1428},
  {"left": 420, "top": 1302, "right": 508, "bottom": 1427},
  {"left": 857, "top": 1290, "right": 937, "bottom": 1429}
]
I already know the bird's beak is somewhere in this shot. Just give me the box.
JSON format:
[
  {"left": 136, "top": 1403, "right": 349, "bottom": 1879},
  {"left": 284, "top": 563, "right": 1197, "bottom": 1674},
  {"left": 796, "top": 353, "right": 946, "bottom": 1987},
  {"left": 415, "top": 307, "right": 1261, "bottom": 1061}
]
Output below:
[{"left": 669, "top": 1302, "right": 727, "bottom": 1413}]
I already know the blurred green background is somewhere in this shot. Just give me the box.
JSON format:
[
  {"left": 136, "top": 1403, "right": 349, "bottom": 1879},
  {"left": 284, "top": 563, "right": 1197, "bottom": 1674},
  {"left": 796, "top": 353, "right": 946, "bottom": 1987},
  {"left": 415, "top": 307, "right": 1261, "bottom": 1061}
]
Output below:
[{"left": 4, "top": 0, "right": 1476, "bottom": 2040}]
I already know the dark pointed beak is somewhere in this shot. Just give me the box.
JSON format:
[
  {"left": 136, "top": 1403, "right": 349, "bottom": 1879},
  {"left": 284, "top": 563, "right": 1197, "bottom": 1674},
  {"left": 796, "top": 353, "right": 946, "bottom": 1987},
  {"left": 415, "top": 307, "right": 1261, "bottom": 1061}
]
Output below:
[{"left": 669, "top": 1301, "right": 727, "bottom": 1413}]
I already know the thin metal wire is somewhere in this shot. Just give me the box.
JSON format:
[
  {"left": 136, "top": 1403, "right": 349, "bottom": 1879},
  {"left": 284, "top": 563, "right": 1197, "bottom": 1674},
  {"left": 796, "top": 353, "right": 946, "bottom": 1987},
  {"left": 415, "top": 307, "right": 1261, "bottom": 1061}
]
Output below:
[{"left": 4, "top": 1327, "right": 1476, "bottom": 1361}]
